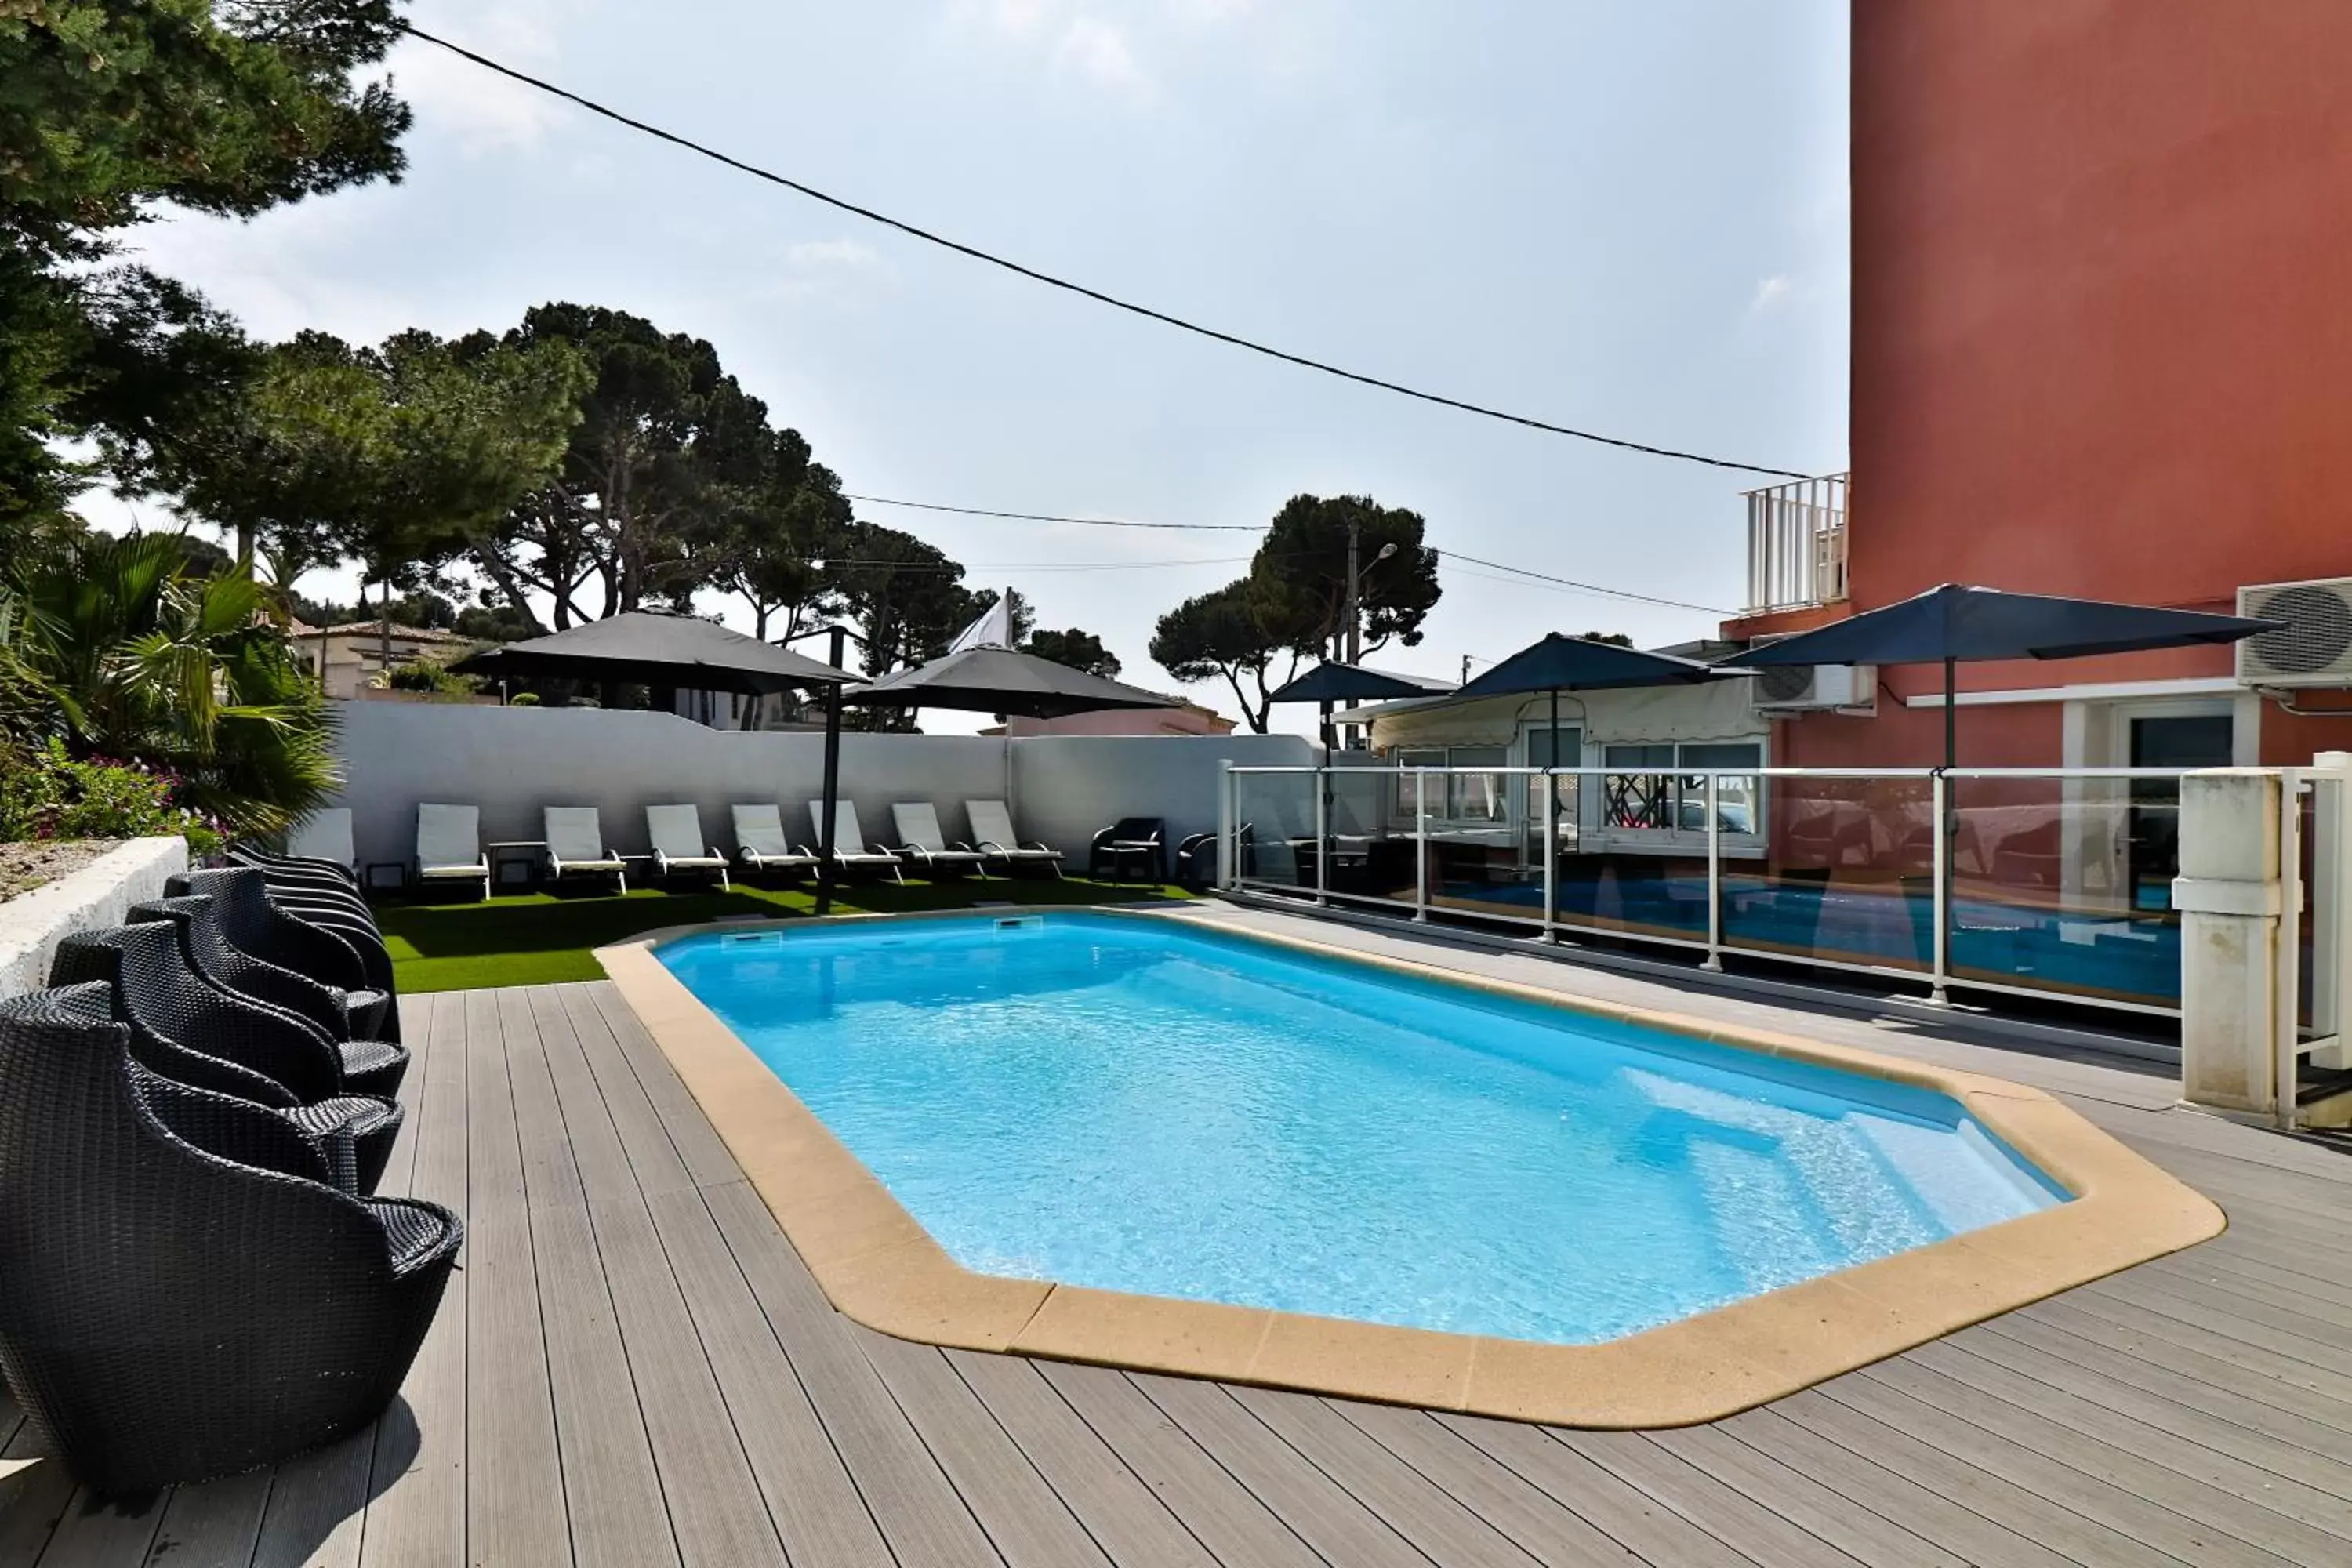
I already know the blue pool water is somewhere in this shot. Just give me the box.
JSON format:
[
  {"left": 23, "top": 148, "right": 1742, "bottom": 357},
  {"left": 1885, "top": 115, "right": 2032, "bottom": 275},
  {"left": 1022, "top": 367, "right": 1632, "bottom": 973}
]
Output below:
[{"left": 662, "top": 913, "right": 2066, "bottom": 1345}]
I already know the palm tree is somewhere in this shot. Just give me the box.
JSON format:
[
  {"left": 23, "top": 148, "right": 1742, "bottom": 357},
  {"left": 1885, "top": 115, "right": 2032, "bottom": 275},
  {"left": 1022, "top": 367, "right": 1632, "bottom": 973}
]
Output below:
[{"left": 0, "top": 532, "right": 339, "bottom": 837}]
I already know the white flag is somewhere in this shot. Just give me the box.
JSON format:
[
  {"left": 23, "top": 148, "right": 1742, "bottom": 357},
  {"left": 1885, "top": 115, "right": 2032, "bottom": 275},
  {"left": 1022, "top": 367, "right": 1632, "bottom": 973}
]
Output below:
[{"left": 948, "top": 594, "right": 1014, "bottom": 653}]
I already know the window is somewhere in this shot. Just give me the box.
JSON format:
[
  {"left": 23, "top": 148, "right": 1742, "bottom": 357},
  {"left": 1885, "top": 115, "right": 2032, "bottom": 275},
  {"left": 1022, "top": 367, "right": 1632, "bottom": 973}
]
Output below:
[
  {"left": 1395, "top": 749, "right": 1445, "bottom": 816},
  {"left": 1392, "top": 746, "right": 1508, "bottom": 822},
  {"left": 1601, "top": 741, "right": 1765, "bottom": 837}
]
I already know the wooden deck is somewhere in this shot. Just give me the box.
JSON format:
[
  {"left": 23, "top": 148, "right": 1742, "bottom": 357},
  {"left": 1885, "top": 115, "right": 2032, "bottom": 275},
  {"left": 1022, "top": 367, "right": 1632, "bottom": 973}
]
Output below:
[{"left": 6, "top": 913, "right": 2352, "bottom": 1567}]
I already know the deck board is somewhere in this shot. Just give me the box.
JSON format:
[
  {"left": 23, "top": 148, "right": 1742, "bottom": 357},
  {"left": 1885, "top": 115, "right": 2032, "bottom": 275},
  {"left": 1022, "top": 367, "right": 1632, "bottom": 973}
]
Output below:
[{"left": 10, "top": 906, "right": 2352, "bottom": 1568}]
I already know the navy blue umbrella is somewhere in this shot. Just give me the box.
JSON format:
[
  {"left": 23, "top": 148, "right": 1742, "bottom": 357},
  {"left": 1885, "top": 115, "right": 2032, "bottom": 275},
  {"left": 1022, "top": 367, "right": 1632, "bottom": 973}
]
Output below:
[
  {"left": 1454, "top": 634, "right": 1732, "bottom": 767},
  {"left": 1268, "top": 662, "right": 1458, "bottom": 706},
  {"left": 1269, "top": 661, "right": 1459, "bottom": 747},
  {"left": 1719, "top": 583, "right": 2278, "bottom": 768}
]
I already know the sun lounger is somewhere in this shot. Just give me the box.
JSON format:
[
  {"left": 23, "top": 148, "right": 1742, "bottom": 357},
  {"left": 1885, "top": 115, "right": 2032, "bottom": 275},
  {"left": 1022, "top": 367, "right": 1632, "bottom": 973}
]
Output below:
[
  {"left": 543, "top": 807, "right": 626, "bottom": 892},
  {"left": 732, "top": 804, "right": 818, "bottom": 876},
  {"left": 887, "top": 803, "right": 989, "bottom": 877},
  {"left": 964, "top": 800, "right": 1064, "bottom": 878},
  {"left": 414, "top": 804, "right": 489, "bottom": 901},
  {"left": 648, "top": 804, "right": 730, "bottom": 889},
  {"left": 808, "top": 801, "right": 905, "bottom": 883},
  {"left": 284, "top": 808, "right": 356, "bottom": 877}
]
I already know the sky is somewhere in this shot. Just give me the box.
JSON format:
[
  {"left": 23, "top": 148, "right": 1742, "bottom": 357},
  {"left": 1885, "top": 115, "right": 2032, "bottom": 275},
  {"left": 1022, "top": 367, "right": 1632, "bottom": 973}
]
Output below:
[{"left": 79, "top": 0, "right": 1850, "bottom": 735}]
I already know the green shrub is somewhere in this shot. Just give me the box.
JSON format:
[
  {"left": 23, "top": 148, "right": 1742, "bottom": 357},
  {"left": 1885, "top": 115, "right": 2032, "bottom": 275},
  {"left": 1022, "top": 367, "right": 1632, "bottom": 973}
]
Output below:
[
  {"left": 0, "top": 738, "right": 224, "bottom": 855},
  {"left": 384, "top": 659, "right": 481, "bottom": 695}
]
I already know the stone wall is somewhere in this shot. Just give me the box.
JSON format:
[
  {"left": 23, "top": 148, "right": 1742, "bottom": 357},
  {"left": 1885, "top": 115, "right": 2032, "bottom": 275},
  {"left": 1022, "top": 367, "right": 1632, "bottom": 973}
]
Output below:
[{"left": 0, "top": 836, "right": 190, "bottom": 1000}]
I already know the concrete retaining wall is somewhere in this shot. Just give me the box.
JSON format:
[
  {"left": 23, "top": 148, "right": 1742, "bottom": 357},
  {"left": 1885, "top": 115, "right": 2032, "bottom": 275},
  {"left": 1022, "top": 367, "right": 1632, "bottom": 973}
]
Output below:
[
  {"left": 327, "top": 701, "right": 1316, "bottom": 874},
  {"left": 0, "top": 837, "right": 190, "bottom": 1000}
]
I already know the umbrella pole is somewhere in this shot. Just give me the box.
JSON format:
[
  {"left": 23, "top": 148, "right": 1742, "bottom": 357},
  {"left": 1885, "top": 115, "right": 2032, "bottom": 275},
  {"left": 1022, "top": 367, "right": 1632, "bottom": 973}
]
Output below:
[
  {"left": 1944, "top": 656, "right": 1957, "bottom": 772},
  {"left": 816, "top": 627, "right": 846, "bottom": 917}
]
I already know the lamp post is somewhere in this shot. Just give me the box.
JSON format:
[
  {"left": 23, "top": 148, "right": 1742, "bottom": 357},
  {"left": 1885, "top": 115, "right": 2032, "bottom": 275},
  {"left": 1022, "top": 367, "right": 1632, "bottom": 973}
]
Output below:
[{"left": 1337, "top": 527, "right": 1399, "bottom": 748}]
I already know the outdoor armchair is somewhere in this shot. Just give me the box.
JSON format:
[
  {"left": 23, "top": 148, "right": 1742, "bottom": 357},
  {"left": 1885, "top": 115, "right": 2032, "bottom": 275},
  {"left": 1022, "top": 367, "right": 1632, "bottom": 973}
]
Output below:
[
  {"left": 1090, "top": 817, "right": 1167, "bottom": 884},
  {"left": 131, "top": 895, "right": 356, "bottom": 1045},
  {"left": 544, "top": 806, "right": 628, "bottom": 892},
  {"left": 0, "top": 983, "right": 460, "bottom": 1496},
  {"left": 171, "top": 867, "right": 397, "bottom": 1043},
  {"left": 414, "top": 802, "right": 491, "bottom": 901},
  {"left": 48, "top": 926, "right": 406, "bottom": 1189},
  {"left": 888, "top": 803, "right": 989, "bottom": 877},
  {"left": 732, "top": 804, "right": 819, "bottom": 877},
  {"left": 808, "top": 800, "right": 906, "bottom": 883},
  {"left": 964, "top": 800, "right": 1064, "bottom": 877},
  {"left": 1174, "top": 832, "right": 1221, "bottom": 892},
  {"left": 648, "top": 804, "right": 731, "bottom": 889}
]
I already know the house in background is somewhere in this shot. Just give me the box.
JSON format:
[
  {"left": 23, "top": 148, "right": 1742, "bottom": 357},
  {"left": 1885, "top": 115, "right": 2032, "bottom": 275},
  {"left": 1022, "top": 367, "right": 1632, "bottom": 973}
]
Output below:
[
  {"left": 1727, "top": 1, "right": 2352, "bottom": 775},
  {"left": 296, "top": 621, "right": 485, "bottom": 700}
]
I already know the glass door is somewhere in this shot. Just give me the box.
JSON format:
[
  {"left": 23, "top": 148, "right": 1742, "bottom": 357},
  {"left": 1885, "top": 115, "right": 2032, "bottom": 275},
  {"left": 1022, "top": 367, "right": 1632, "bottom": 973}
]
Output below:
[
  {"left": 1523, "top": 724, "right": 1581, "bottom": 866},
  {"left": 2127, "top": 713, "right": 2234, "bottom": 909}
]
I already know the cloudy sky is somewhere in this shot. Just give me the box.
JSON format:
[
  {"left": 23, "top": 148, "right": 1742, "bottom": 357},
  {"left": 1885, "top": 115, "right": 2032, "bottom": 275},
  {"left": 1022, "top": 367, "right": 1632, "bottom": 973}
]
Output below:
[{"left": 87, "top": 0, "right": 1849, "bottom": 731}]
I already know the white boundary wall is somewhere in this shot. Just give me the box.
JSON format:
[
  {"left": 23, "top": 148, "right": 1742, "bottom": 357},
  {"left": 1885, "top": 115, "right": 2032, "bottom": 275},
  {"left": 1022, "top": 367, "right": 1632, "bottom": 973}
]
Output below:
[
  {"left": 0, "top": 836, "right": 188, "bottom": 1000},
  {"left": 328, "top": 701, "right": 1315, "bottom": 872}
]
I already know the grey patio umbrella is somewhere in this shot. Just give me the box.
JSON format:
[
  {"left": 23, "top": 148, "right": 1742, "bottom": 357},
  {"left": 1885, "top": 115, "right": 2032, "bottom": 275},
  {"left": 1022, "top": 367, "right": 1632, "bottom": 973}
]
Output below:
[
  {"left": 452, "top": 611, "right": 864, "bottom": 913},
  {"left": 840, "top": 644, "right": 1181, "bottom": 720},
  {"left": 1717, "top": 583, "right": 2279, "bottom": 768},
  {"left": 1267, "top": 661, "right": 1459, "bottom": 747},
  {"left": 452, "top": 610, "right": 859, "bottom": 697}
]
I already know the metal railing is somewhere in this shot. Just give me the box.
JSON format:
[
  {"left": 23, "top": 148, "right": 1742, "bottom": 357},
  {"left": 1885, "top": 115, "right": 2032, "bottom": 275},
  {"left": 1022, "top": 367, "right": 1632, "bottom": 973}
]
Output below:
[
  {"left": 1743, "top": 473, "right": 1849, "bottom": 615},
  {"left": 1218, "top": 762, "right": 2346, "bottom": 1035}
]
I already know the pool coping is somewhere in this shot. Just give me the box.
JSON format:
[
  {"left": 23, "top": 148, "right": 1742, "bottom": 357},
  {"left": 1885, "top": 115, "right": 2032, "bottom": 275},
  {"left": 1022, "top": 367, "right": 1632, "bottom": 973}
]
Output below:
[{"left": 595, "top": 906, "right": 2226, "bottom": 1428}]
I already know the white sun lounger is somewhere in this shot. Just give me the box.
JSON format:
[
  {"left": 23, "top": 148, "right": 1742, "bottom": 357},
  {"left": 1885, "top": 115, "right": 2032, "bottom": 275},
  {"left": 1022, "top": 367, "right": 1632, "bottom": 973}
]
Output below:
[
  {"left": 964, "top": 800, "right": 1064, "bottom": 877},
  {"left": 732, "top": 804, "right": 818, "bottom": 876},
  {"left": 648, "top": 804, "right": 730, "bottom": 889},
  {"left": 888, "top": 803, "right": 989, "bottom": 877},
  {"left": 808, "top": 800, "right": 905, "bottom": 883},
  {"left": 286, "top": 807, "right": 356, "bottom": 873},
  {"left": 544, "top": 806, "right": 627, "bottom": 892},
  {"left": 415, "top": 804, "right": 490, "bottom": 900}
]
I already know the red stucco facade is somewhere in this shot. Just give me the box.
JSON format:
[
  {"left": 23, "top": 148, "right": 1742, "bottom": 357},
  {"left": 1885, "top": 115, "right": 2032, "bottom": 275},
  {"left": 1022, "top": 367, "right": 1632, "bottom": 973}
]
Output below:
[{"left": 1740, "top": 0, "right": 2352, "bottom": 767}]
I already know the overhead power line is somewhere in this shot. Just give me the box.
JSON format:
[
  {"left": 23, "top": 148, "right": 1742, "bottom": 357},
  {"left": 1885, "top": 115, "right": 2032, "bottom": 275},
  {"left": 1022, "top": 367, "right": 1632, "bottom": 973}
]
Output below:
[
  {"left": 850, "top": 492, "right": 1730, "bottom": 614},
  {"left": 847, "top": 495, "right": 1263, "bottom": 532},
  {"left": 397, "top": 24, "right": 1814, "bottom": 481}
]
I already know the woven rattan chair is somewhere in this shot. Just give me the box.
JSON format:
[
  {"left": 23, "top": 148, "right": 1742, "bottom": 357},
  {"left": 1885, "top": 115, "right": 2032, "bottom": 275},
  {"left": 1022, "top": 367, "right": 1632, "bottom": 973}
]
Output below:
[
  {"left": 0, "top": 983, "right": 460, "bottom": 1496},
  {"left": 130, "top": 895, "right": 355, "bottom": 1044},
  {"left": 49, "top": 927, "right": 405, "bottom": 1189},
  {"left": 170, "top": 867, "right": 397, "bottom": 1043}
]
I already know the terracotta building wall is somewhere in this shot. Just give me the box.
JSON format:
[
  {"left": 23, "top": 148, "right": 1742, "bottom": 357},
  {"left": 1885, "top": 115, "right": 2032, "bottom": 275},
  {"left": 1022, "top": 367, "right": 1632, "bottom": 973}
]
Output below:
[{"left": 1773, "top": 2, "right": 2352, "bottom": 766}]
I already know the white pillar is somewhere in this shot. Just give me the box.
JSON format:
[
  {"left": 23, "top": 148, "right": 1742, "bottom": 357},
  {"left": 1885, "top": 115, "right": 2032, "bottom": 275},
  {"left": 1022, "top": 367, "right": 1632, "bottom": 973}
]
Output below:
[
  {"left": 2174, "top": 769, "right": 2284, "bottom": 1115},
  {"left": 2310, "top": 753, "right": 2352, "bottom": 1069}
]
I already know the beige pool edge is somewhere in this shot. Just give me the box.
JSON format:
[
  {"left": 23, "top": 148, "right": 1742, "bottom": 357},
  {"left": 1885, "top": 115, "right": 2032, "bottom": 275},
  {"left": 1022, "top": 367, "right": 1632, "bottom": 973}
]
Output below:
[{"left": 595, "top": 907, "right": 2226, "bottom": 1428}]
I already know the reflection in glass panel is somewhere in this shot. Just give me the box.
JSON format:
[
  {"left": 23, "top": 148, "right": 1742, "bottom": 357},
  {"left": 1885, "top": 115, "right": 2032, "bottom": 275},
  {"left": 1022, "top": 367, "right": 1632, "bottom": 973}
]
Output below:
[
  {"left": 1602, "top": 745, "right": 1675, "bottom": 830},
  {"left": 1446, "top": 746, "right": 1508, "bottom": 822},
  {"left": 1947, "top": 775, "right": 2179, "bottom": 1009},
  {"left": 1719, "top": 775, "right": 1936, "bottom": 975}
]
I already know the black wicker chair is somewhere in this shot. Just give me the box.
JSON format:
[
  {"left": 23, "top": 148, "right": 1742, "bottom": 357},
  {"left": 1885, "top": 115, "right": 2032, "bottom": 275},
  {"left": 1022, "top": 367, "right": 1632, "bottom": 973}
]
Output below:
[
  {"left": 169, "top": 868, "right": 397, "bottom": 1043},
  {"left": 131, "top": 895, "right": 355, "bottom": 1044},
  {"left": 230, "top": 842, "right": 360, "bottom": 891},
  {"left": 49, "top": 927, "right": 405, "bottom": 1189},
  {"left": 0, "top": 984, "right": 459, "bottom": 1496}
]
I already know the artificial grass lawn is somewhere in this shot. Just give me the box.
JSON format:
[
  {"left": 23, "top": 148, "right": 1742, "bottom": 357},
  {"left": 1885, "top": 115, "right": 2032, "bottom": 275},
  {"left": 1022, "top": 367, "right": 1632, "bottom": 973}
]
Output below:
[{"left": 373, "top": 876, "right": 1195, "bottom": 993}]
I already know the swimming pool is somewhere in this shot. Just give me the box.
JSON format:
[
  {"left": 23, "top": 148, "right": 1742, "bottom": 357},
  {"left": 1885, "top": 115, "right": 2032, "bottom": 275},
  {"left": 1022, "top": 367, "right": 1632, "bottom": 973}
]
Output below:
[{"left": 659, "top": 911, "right": 2067, "bottom": 1346}]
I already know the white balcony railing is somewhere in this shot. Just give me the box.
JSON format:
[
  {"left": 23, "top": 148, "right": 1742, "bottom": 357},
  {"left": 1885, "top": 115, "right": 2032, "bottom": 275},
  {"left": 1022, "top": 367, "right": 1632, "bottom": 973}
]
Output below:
[{"left": 1743, "top": 473, "right": 1849, "bottom": 615}]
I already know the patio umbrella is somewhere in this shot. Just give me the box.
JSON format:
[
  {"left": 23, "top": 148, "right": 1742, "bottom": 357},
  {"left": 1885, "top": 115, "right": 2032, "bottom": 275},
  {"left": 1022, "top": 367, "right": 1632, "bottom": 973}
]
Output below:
[
  {"left": 452, "top": 610, "right": 858, "bottom": 698},
  {"left": 843, "top": 644, "right": 1182, "bottom": 862},
  {"left": 1267, "top": 661, "right": 1459, "bottom": 748},
  {"left": 1454, "top": 634, "right": 1731, "bottom": 760},
  {"left": 839, "top": 644, "right": 1181, "bottom": 720},
  {"left": 1716, "top": 583, "right": 2279, "bottom": 768},
  {"left": 452, "top": 611, "right": 863, "bottom": 913}
]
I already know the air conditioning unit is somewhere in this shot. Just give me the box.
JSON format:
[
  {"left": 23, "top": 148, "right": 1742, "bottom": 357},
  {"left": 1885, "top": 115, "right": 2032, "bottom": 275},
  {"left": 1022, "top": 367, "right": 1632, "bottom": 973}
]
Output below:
[
  {"left": 2238, "top": 579, "right": 2352, "bottom": 688},
  {"left": 1751, "top": 662, "right": 1876, "bottom": 712}
]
